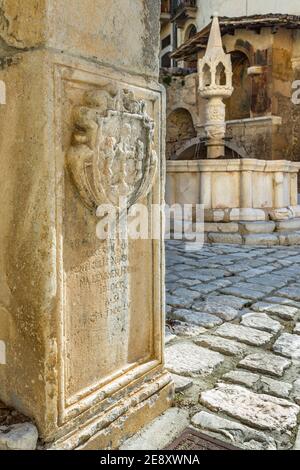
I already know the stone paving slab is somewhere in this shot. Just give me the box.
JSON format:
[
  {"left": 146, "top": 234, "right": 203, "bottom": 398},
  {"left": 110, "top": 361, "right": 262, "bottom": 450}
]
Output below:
[
  {"left": 264, "top": 296, "right": 300, "bottom": 310},
  {"left": 294, "top": 323, "right": 300, "bottom": 335},
  {"left": 165, "top": 343, "right": 224, "bottom": 377},
  {"left": 206, "top": 294, "right": 252, "bottom": 310},
  {"left": 171, "top": 374, "right": 193, "bottom": 393},
  {"left": 240, "top": 312, "right": 282, "bottom": 334},
  {"left": 191, "top": 411, "right": 277, "bottom": 450},
  {"left": 200, "top": 384, "right": 299, "bottom": 433},
  {"left": 170, "top": 309, "right": 223, "bottom": 328},
  {"left": 220, "top": 286, "right": 266, "bottom": 300},
  {"left": 194, "top": 335, "right": 247, "bottom": 357},
  {"left": 168, "top": 321, "right": 206, "bottom": 338},
  {"left": 222, "top": 371, "right": 292, "bottom": 399},
  {"left": 120, "top": 408, "right": 190, "bottom": 451},
  {"left": 238, "top": 352, "right": 291, "bottom": 377},
  {"left": 273, "top": 333, "right": 300, "bottom": 359},
  {"left": 192, "top": 300, "right": 239, "bottom": 321},
  {"left": 214, "top": 324, "right": 273, "bottom": 347},
  {"left": 251, "top": 301, "right": 299, "bottom": 321}
]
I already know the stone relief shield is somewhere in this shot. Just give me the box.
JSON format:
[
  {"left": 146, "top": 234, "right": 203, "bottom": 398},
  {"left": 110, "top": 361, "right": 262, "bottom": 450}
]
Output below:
[{"left": 67, "top": 84, "right": 158, "bottom": 211}]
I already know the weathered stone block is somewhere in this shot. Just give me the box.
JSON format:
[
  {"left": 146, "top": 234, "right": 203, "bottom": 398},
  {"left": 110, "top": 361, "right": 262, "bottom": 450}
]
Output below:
[
  {"left": 0, "top": 1, "right": 171, "bottom": 450},
  {"left": 243, "top": 233, "right": 279, "bottom": 246},
  {"left": 238, "top": 221, "right": 276, "bottom": 234},
  {"left": 276, "top": 218, "right": 300, "bottom": 232},
  {"left": 208, "top": 232, "right": 243, "bottom": 245}
]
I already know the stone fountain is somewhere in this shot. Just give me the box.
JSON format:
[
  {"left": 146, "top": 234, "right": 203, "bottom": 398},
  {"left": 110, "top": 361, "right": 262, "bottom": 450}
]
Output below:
[{"left": 166, "top": 16, "right": 300, "bottom": 245}]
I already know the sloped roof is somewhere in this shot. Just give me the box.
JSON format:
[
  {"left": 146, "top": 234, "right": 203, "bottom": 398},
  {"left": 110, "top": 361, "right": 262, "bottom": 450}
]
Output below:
[{"left": 171, "top": 14, "right": 300, "bottom": 60}]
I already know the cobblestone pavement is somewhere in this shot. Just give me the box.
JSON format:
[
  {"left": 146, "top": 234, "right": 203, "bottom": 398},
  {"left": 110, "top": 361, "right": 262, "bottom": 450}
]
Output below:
[{"left": 165, "top": 241, "right": 300, "bottom": 450}]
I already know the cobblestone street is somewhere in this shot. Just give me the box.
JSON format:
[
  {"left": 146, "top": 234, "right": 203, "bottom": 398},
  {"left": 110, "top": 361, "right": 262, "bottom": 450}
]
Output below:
[{"left": 163, "top": 241, "right": 300, "bottom": 450}]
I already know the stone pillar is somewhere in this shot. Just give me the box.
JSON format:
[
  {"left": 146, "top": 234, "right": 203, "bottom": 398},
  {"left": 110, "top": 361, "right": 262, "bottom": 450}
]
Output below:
[
  {"left": 198, "top": 16, "right": 233, "bottom": 159},
  {"left": 200, "top": 172, "right": 212, "bottom": 209},
  {"left": 0, "top": 0, "right": 173, "bottom": 450},
  {"left": 290, "top": 172, "right": 299, "bottom": 207},
  {"left": 241, "top": 171, "right": 253, "bottom": 209},
  {"left": 274, "top": 172, "right": 285, "bottom": 209}
]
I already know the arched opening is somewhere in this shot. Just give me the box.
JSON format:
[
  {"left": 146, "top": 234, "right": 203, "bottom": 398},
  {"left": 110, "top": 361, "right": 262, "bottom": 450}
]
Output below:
[
  {"left": 161, "top": 52, "right": 171, "bottom": 69},
  {"left": 202, "top": 63, "right": 212, "bottom": 87},
  {"left": 226, "top": 51, "right": 251, "bottom": 120},
  {"left": 166, "top": 108, "right": 197, "bottom": 160},
  {"left": 216, "top": 62, "right": 226, "bottom": 86},
  {"left": 185, "top": 24, "right": 197, "bottom": 42},
  {"left": 184, "top": 25, "right": 197, "bottom": 69}
]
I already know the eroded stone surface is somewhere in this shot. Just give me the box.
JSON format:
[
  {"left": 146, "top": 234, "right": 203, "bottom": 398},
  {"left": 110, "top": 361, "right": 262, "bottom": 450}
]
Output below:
[
  {"left": 214, "top": 324, "right": 273, "bottom": 346},
  {"left": 191, "top": 411, "right": 276, "bottom": 450},
  {"left": 239, "top": 353, "right": 291, "bottom": 377},
  {"left": 165, "top": 343, "right": 224, "bottom": 377},
  {"left": 273, "top": 333, "right": 300, "bottom": 359},
  {"left": 200, "top": 384, "right": 299, "bottom": 432}
]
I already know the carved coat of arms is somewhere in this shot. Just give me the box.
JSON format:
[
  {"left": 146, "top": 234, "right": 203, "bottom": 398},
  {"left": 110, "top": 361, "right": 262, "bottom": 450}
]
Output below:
[{"left": 67, "top": 84, "right": 158, "bottom": 210}]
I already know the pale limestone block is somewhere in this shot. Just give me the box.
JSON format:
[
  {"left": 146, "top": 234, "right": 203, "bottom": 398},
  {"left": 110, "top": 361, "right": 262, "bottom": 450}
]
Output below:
[
  {"left": 269, "top": 208, "right": 294, "bottom": 221},
  {"left": 275, "top": 218, "right": 300, "bottom": 232},
  {"left": 238, "top": 221, "right": 276, "bottom": 234},
  {"left": 212, "top": 172, "right": 239, "bottom": 209}
]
